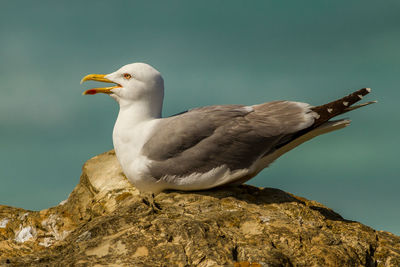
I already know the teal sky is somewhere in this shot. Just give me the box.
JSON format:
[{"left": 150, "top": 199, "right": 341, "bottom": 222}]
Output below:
[{"left": 1, "top": 1, "right": 399, "bottom": 235}]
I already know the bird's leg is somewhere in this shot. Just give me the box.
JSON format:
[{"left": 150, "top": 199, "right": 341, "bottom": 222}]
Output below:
[{"left": 141, "top": 192, "right": 162, "bottom": 212}]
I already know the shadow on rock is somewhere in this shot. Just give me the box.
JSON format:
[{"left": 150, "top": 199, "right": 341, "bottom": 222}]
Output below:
[{"left": 169, "top": 184, "right": 349, "bottom": 222}]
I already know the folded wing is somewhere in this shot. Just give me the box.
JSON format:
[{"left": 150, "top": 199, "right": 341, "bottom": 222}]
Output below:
[{"left": 142, "top": 101, "right": 317, "bottom": 180}]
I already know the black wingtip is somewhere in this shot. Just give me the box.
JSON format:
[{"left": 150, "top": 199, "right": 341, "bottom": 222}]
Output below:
[{"left": 311, "top": 88, "right": 373, "bottom": 127}]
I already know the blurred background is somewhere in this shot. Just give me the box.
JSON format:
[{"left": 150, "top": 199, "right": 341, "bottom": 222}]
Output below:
[{"left": 1, "top": 1, "right": 399, "bottom": 235}]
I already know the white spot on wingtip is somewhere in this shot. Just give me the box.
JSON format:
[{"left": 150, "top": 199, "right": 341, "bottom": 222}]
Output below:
[
  {"left": 366, "top": 88, "right": 371, "bottom": 92},
  {"left": 343, "top": 101, "right": 349, "bottom": 106},
  {"left": 358, "top": 94, "right": 363, "bottom": 99},
  {"left": 327, "top": 108, "right": 333, "bottom": 113}
]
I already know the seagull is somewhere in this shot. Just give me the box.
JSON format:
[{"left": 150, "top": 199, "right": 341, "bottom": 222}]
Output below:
[{"left": 81, "top": 63, "right": 375, "bottom": 193}]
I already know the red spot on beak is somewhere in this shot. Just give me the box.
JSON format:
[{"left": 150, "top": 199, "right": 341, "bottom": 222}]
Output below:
[{"left": 85, "top": 89, "right": 97, "bottom": 95}]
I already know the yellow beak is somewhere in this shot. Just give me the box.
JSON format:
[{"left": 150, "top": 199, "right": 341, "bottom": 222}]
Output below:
[{"left": 80, "top": 74, "right": 120, "bottom": 95}]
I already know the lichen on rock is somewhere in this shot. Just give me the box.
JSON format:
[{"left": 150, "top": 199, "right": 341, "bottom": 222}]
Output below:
[{"left": 0, "top": 150, "right": 399, "bottom": 266}]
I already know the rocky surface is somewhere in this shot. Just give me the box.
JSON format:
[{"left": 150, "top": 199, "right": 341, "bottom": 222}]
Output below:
[{"left": 0, "top": 150, "right": 399, "bottom": 267}]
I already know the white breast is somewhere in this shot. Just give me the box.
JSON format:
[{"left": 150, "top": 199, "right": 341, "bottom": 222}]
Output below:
[{"left": 112, "top": 117, "right": 165, "bottom": 192}]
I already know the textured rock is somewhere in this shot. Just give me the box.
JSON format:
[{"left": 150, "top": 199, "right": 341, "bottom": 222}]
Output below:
[{"left": 0, "top": 150, "right": 399, "bottom": 266}]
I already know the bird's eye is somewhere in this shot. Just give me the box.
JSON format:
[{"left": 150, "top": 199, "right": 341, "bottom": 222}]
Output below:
[{"left": 123, "top": 73, "right": 132, "bottom": 80}]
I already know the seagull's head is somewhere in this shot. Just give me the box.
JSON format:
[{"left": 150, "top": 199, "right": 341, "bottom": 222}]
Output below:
[{"left": 81, "top": 63, "right": 164, "bottom": 106}]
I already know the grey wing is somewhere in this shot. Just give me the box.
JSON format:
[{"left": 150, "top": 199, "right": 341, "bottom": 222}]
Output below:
[{"left": 142, "top": 101, "right": 316, "bottom": 179}]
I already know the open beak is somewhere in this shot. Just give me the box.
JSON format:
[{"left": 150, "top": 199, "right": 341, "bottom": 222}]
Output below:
[{"left": 80, "top": 74, "right": 121, "bottom": 95}]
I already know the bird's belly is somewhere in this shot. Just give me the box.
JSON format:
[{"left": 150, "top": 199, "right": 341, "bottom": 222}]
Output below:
[
  {"left": 117, "top": 152, "right": 165, "bottom": 193},
  {"left": 159, "top": 165, "right": 252, "bottom": 191}
]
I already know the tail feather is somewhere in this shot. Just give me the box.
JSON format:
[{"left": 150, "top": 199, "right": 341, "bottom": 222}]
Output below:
[
  {"left": 343, "top": 100, "right": 377, "bottom": 113},
  {"left": 234, "top": 89, "right": 375, "bottom": 185},
  {"left": 311, "top": 88, "right": 375, "bottom": 127}
]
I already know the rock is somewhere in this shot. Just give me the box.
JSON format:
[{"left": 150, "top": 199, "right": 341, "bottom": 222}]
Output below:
[{"left": 0, "top": 150, "right": 399, "bottom": 266}]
